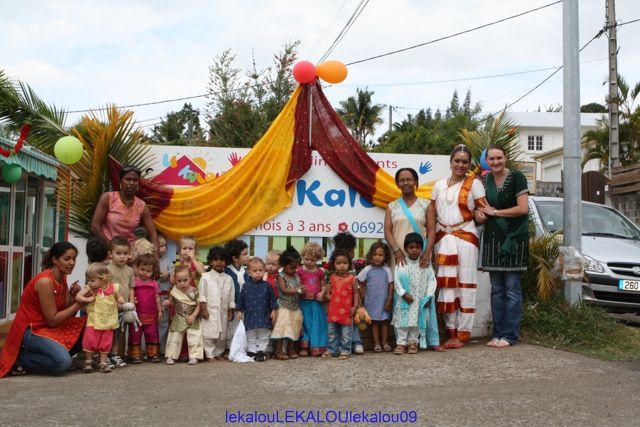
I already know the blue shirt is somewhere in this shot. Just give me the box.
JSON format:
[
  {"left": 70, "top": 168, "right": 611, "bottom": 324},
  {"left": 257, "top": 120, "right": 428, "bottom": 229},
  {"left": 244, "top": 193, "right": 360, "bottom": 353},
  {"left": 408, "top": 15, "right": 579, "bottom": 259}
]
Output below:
[{"left": 237, "top": 277, "right": 278, "bottom": 331}]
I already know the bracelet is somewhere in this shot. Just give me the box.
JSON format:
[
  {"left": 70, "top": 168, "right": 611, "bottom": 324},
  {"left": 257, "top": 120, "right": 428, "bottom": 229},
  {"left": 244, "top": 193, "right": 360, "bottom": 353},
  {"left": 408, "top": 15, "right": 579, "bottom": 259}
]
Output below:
[
  {"left": 393, "top": 247, "right": 401, "bottom": 253},
  {"left": 494, "top": 209, "right": 498, "bottom": 216}
]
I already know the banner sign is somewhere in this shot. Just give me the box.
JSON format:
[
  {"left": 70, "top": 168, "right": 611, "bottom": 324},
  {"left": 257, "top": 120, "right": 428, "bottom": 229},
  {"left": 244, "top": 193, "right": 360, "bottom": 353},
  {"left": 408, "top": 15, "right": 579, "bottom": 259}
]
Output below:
[{"left": 146, "top": 146, "right": 450, "bottom": 238}]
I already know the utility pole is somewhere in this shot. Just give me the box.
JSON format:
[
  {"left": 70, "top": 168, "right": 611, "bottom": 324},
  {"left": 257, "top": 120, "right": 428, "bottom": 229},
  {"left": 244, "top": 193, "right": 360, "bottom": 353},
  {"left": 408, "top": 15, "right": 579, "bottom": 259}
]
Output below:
[
  {"left": 388, "top": 105, "right": 393, "bottom": 133},
  {"left": 563, "top": 0, "right": 582, "bottom": 306},
  {"left": 606, "top": 0, "right": 620, "bottom": 174}
]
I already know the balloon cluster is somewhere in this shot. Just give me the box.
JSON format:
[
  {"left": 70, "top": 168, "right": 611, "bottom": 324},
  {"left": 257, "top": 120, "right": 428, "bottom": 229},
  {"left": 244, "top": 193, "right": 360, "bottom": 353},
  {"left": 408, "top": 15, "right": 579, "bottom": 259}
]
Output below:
[
  {"left": 54, "top": 135, "right": 84, "bottom": 165},
  {"left": 479, "top": 149, "right": 491, "bottom": 177},
  {"left": 292, "top": 60, "right": 348, "bottom": 84}
]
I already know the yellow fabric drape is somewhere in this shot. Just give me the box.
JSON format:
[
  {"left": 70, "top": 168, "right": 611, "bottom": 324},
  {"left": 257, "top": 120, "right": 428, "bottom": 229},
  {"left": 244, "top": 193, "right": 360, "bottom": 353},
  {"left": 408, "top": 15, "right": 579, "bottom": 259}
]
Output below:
[{"left": 154, "top": 88, "right": 301, "bottom": 245}]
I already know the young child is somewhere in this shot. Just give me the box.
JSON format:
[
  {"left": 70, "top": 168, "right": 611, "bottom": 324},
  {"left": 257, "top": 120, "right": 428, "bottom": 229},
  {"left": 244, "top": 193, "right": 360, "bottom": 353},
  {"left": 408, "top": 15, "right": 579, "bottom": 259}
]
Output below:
[
  {"left": 128, "top": 254, "right": 162, "bottom": 363},
  {"left": 198, "top": 246, "right": 235, "bottom": 361},
  {"left": 173, "top": 235, "right": 206, "bottom": 286},
  {"left": 357, "top": 242, "right": 394, "bottom": 353},
  {"left": 332, "top": 232, "right": 364, "bottom": 355},
  {"left": 264, "top": 249, "right": 282, "bottom": 299},
  {"left": 297, "top": 242, "right": 328, "bottom": 357},
  {"left": 157, "top": 234, "right": 173, "bottom": 354},
  {"left": 130, "top": 227, "right": 156, "bottom": 264},
  {"left": 107, "top": 235, "right": 135, "bottom": 368},
  {"left": 223, "top": 239, "right": 249, "bottom": 349},
  {"left": 391, "top": 233, "right": 441, "bottom": 354},
  {"left": 165, "top": 265, "right": 204, "bottom": 365},
  {"left": 324, "top": 249, "right": 359, "bottom": 360},
  {"left": 271, "top": 247, "right": 305, "bottom": 360},
  {"left": 76, "top": 262, "right": 124, "bottom": 373},
  {"left": 86, "top": 236, "right": 110, "bottom": 263},
  {"left": 237, "top": 257, "right": 278, "bottom": 362}
]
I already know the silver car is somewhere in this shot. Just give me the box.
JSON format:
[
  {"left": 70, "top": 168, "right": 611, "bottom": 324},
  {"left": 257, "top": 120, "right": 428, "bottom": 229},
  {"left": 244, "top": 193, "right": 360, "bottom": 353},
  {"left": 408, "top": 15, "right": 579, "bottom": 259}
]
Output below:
[{"left": 529, "top": 197, "right": 640, "bottom": 312}]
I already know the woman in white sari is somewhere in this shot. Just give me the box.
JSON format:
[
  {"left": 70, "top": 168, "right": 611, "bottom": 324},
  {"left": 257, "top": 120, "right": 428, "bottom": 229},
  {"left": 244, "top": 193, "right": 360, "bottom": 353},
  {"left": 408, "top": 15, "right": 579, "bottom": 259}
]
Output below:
[{"left": 428, "top": 145, "right": 487, "bottom": 349}]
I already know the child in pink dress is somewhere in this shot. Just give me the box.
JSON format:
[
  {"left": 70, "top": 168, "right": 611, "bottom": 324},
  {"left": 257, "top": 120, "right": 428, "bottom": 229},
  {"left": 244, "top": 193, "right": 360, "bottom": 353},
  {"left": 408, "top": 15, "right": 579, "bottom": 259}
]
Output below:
[
  {"left": 128, "top": 254, "right": 162, "bottom": 363},
  {"left": 297, "top": 242, "right": 328, "bottom": 357}
]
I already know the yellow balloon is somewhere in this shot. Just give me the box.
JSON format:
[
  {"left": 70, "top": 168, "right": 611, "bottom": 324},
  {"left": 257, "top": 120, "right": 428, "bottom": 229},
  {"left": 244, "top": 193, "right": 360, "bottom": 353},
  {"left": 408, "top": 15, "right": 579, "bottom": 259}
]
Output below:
[{"left": 316, "top": 60, "right": 348, "bottom": 84}]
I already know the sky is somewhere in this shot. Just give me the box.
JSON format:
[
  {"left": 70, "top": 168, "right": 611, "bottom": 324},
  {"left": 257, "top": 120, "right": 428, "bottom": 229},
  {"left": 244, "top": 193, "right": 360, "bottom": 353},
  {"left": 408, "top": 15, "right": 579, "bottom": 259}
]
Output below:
[{"left": 1, "top": 0, "right": 639, "bottom": 138}]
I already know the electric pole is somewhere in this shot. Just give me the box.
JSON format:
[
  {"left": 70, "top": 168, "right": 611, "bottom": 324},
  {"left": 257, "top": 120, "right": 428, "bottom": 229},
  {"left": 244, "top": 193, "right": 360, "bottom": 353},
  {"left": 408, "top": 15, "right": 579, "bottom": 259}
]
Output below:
[
  {"left": 563, "top": 0, "right": 582, "bottom": 306},
  {"left": 388, "top": 105, "right": 393, "bottom": 133},
  {"left": 607, "top": 0, "right": 620, "bottom": 174}
]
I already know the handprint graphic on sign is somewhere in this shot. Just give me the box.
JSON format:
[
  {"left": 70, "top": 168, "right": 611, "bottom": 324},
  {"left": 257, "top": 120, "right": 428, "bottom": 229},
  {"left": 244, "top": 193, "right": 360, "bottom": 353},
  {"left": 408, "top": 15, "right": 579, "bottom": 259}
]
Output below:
[{"left": 419, "top": 161, "right": 432, "bottom": 175}]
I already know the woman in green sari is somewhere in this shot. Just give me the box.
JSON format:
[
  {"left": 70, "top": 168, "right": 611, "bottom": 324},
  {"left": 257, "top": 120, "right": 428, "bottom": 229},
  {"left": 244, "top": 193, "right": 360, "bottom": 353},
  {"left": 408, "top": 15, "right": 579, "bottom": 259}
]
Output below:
[{"left": 475, "top": 145, "right": 529, "bottom": 348}]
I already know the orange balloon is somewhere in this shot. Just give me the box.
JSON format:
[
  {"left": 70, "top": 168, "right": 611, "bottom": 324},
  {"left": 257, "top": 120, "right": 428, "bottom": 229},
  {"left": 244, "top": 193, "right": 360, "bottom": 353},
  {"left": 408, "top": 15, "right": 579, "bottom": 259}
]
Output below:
[{"left": 316, "top": 60, "right": 348, "bottom": 84}]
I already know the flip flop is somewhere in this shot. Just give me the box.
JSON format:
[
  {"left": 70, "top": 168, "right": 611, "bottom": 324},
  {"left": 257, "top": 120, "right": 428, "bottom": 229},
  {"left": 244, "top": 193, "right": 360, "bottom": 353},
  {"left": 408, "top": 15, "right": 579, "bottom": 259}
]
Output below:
[
  {"left": 494, "top": 338, "right": 511, "bottom": 348},
  {"left": 486, "top": 338, "right": 501, "bottom": 347},
  {"left": 373, "top": 344, "right": 383, "bottom": 353},
  {"left": 382, "top": 343, "right": 393, "bottom": 352}
]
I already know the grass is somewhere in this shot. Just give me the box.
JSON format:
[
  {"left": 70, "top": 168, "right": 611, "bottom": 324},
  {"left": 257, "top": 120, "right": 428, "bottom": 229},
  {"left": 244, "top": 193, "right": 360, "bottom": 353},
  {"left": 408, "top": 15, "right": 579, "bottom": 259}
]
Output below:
[{"left": 521, "top": 297, "right": 640, "bottom": 361}]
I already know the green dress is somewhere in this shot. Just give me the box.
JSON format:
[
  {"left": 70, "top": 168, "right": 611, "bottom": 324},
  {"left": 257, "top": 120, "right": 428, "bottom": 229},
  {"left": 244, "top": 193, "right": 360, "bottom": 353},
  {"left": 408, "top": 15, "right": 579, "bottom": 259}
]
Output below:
[{"left": 481, "top": 170, "right": 529, "bottom": 271}]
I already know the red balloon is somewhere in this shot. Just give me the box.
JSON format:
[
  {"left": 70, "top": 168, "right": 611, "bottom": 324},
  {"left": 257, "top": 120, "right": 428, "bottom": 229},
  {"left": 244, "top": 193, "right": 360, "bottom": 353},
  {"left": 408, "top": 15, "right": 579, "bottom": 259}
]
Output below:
[{"left": 292, "top": 61, "right": 316, "bottom": 84}]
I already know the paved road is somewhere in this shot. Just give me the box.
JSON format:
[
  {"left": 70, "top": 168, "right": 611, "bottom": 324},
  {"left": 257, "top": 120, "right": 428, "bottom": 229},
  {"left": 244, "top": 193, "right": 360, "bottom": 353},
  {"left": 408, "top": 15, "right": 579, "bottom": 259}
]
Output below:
[{"left": 1, "top": 341, "right": 639, "bottom": 426}]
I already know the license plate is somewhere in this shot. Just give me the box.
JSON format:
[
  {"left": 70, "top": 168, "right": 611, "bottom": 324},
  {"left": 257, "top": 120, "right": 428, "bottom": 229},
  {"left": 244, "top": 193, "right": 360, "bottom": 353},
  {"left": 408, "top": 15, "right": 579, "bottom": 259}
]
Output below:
[{"left": 619, "top": 279, "right": 640, "bottom": 291}]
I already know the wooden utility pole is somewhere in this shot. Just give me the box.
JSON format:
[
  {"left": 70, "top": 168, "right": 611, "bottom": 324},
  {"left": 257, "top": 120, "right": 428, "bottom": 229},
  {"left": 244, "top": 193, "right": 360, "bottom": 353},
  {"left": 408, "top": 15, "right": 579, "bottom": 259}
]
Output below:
[
  {"left": 388, "top": 105, "right": 393, "bottom": 133},
  {"left": 607, "top": 0, "right": 620, "bottom": 174}
]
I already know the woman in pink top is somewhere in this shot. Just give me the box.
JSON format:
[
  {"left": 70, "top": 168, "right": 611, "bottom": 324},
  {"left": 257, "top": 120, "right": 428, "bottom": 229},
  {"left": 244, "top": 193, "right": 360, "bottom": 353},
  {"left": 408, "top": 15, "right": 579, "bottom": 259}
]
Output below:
[{"left": 91, "top": 165, "right": 159, "bottom": 248}]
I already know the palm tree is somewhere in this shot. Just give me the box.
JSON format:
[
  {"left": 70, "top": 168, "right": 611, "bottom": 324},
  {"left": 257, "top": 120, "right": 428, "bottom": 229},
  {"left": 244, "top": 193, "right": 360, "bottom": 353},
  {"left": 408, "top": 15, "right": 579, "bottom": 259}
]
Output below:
[
  {"left": 0, "top": 69, "right": 153, "bottom": 236},
  {"left": 336, "top": 88, "right": 384, "bottom": 149}
]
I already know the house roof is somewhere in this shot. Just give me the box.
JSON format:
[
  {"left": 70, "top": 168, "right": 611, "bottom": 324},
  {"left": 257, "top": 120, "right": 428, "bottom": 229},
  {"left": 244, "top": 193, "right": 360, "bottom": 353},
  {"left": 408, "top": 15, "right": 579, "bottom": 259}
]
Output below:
[
  {"left": 510, "top": 112, "right": 601, "bottom": 129},
  {"left": 0, "top": 137, "right": 61, "bottom": 180}
]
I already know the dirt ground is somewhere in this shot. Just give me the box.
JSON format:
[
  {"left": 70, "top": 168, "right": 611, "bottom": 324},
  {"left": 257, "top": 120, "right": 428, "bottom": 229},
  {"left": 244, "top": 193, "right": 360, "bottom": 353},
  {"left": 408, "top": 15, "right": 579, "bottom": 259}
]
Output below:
[{"left": 1, "top": 340, "right": 639, "bottom": 426}]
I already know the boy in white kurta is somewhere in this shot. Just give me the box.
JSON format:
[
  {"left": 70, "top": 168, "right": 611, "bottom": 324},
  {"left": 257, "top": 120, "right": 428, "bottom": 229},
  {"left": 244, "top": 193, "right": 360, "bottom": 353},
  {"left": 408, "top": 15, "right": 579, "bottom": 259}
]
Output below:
[{"left": 198, "top": 247, "right": 235, "bottom": 360}]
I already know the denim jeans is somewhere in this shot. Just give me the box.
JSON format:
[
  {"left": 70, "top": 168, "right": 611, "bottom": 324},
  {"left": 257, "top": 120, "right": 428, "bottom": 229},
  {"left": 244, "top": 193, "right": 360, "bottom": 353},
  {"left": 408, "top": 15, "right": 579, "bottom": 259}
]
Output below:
[
  {"left": 489, "top": 271, "right": 523, "bottom": 345},
  {"left": 328, "top": 322, "right": 353, "bottom": 355},
  {"left": 351, "top": 324, "right": 362, "bottom": 349},
  {"left": 18, "top": 328, "right": 81, "bottom": 374}
]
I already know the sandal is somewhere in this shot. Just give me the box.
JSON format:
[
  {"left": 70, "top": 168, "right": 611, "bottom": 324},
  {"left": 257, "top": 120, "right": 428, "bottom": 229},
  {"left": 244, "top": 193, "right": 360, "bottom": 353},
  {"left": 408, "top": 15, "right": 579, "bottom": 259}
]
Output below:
[
  {"left": 443, "top": 339, "right": 464, "bottom": 349},
  {"left": 97, "top": 363, "right": 111, "bottom": 373},
  {"left": 321, "top": 352, "right": 333, "bottom": 359},
  {"left": 373, "top": 344, "right": 383, "bottom": 353},
  {"left": 288, "top": 351, "right": 298, "bottom": 359},
  {"left": 486, "top": 338, "right": 501, "bottom": 347},
  {"left": 11, "top": 365, "right": 27, "bottom": 376},
  {"left": 429, "top": 345, "right": 446, "bottom": 352},
  {"left": 298, "top": 349, "right": 309, "bottom": 357},
  {"left": 494, "top": 338, "right": 511, "bottom": 348},
  {"left": 407, "top": 343, "right": 419, "bottom": 354},
  {"left": 393, "top": 345, "right": 406, "bottom": 355},
  {"left": 274, "top": 352, "right": 290, "bottom": 361},
  {"left": 382, "top": 343, "right": 393, "bottom": 352},
  {"left": 83, "top": 360, "right": 94, "bottom": 373},
  {"left": 339, "top": 353, "right": 350, "bottom": 360}
]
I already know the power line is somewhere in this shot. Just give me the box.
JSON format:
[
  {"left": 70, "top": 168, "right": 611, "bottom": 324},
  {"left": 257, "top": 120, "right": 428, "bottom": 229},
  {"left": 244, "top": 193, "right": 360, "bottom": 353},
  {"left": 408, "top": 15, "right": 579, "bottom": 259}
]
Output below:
[
  {"left": 318, "top": 0, "right": 370, "bottom": 63},
  {"left": 338, "top": 57, "right": 607, "bottom": 88},
  {"left": 345, "top": 1, "right": 562, "bottom": 66},
  {"left": 305, "top": 0, "right": 352, "bottom": 59}
]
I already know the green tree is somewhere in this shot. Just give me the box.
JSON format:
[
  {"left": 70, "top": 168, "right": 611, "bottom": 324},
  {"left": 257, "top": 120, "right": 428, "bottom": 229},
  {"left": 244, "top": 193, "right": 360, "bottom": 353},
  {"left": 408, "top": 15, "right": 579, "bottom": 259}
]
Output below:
[
  {"left": 582, "top": 74, "right": 640, "bottom": 173},
  {"left": 206, "top": 42, "right": 299, "bottom": 148},
  {"left": 336, "top": 88, "right": 384, "bottom": 149},
  {"left": 149, "top": 103, "right": 205, "bottom": 146},
  {"left": 374, "top": 89, "right": 483, "bottom": 155},
  {"left": 581, "top": 102, "right": 607, "bottom": 113}
]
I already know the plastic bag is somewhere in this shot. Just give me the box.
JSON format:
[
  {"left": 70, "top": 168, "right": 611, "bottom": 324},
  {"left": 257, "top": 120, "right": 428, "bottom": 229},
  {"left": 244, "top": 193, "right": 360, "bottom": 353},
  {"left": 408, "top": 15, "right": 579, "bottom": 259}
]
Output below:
[
  {"left": 228, "top": 320, "right": 254, "bottom": 363},
  {"left": 556, "top": 246, "right": 588, "bottom": 280}
]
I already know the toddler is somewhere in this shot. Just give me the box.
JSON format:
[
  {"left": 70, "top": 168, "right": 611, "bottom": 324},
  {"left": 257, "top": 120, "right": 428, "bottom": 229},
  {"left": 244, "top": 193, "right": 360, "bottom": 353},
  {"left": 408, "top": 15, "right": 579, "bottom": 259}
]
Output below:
[
  {"left": 271, "top": 247, "right": 305, "bottom": 360},
  {"left": 107, "top": 235, "right": 135, "bottom": 368},
  {"left": 332, "top": 232, "right": 364, "bottom": 355},
  {"left": 166, "top": 265, "right": 204, "bottom": 365},
  {"left": 128, "top": 254, "right": 162, "bottom": 363},
  {"left": 264, "top": 249, "right": 282, "bottom": 298},
  {"left": 237, "top": 257, "right": 278, "bottom": 362},
  {"left": 297, "top": 242, "right": 328, "bottom": 357},
  {"left": 76, "top": 262, "right": 124, "bottom": 373},
  {"left": 357, "top": 242, "right": 394, "bottom": 353},
  {"left": 324, "top": 249, "right": 359, "bottom": 360},
  {"left": 224, "top": 239, "right": 249, "bottom": 349},
  {"left": 198, "top": 246, "right": 235, "bottom": 361},
  {"left": 173, "top": 235, "right": 205, "bottom": 286},
  {"left": 392, "top": 233, "right": 441, "bottom": 354}
]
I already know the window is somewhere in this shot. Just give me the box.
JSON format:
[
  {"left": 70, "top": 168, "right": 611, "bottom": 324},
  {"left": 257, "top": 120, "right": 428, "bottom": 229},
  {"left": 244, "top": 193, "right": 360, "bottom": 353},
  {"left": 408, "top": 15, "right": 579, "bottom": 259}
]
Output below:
[{"left": 528, "top": 135, "right": 543, "bottom": 151}]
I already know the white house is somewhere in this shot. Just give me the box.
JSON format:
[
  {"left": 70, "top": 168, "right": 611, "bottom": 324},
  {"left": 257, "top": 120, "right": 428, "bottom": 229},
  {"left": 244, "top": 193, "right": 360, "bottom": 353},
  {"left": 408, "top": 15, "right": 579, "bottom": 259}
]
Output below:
[{"left": 510, "top": 112, "right": 602, "bottom": 182}]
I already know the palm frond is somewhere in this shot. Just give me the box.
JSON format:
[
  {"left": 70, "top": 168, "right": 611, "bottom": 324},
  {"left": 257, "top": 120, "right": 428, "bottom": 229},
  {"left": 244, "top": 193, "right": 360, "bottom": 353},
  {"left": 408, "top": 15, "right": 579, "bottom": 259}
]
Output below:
[{"left": 0, "top": 71, "right": 67, "bottom": 154}]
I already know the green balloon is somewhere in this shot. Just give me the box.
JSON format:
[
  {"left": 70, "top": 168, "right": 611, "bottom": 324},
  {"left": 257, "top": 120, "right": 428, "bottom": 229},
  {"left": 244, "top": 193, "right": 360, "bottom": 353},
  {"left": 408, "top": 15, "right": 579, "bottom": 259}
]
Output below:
[
  {"left": 2, "top": 163, "right": 22, "bottom": 184},
  {"left": 54, "top": 136, "right": 84, "bottom": 165}
]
